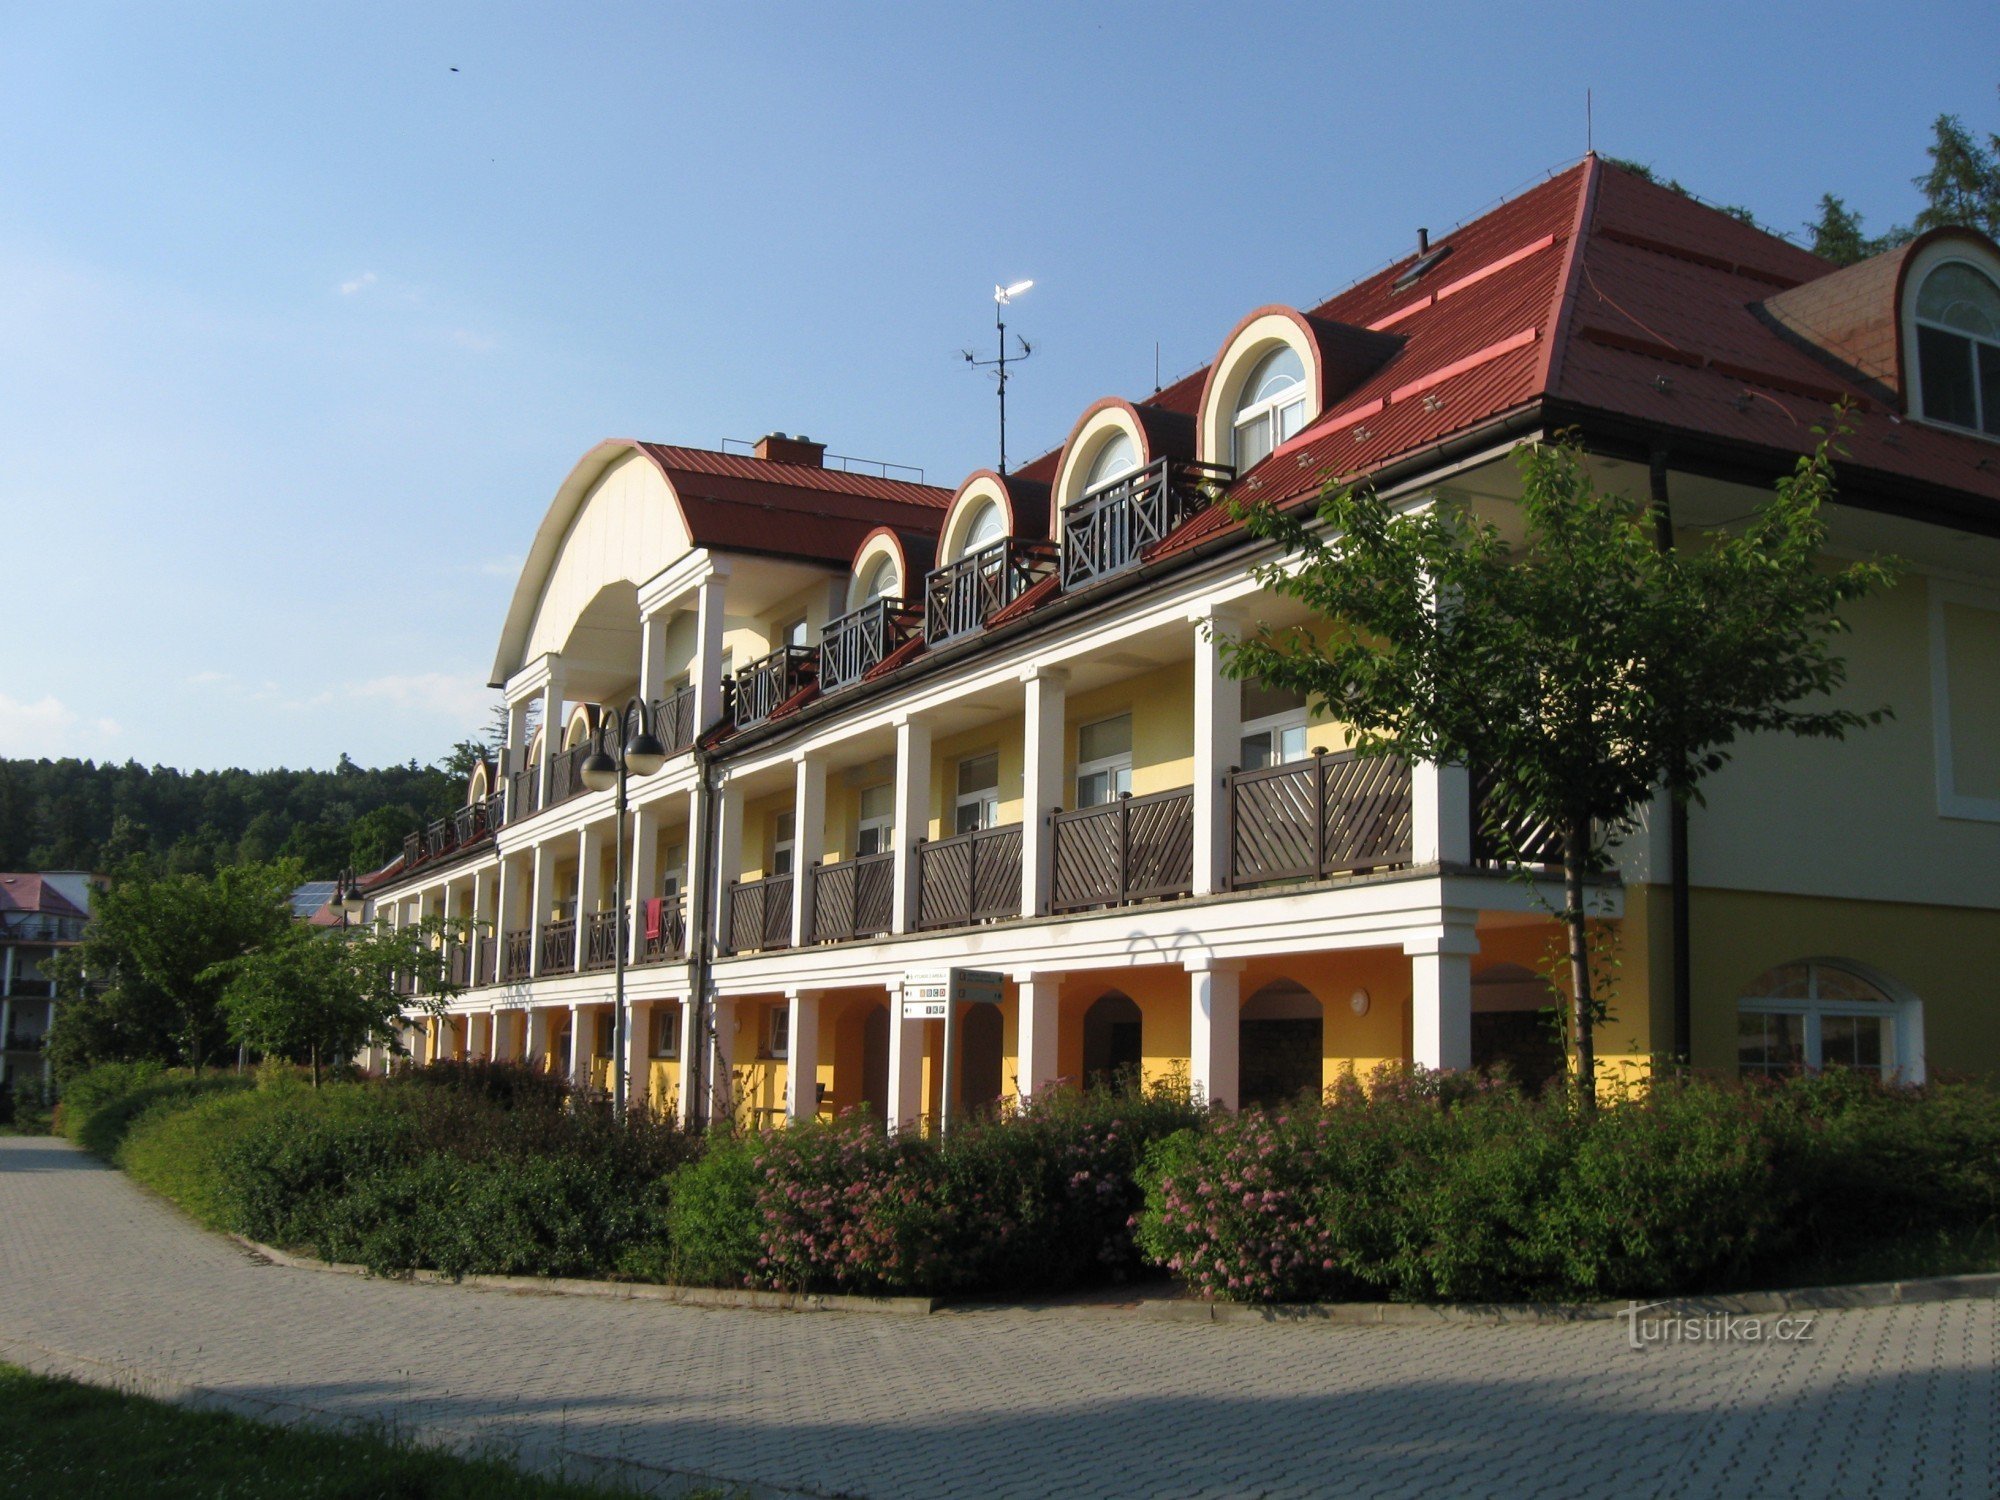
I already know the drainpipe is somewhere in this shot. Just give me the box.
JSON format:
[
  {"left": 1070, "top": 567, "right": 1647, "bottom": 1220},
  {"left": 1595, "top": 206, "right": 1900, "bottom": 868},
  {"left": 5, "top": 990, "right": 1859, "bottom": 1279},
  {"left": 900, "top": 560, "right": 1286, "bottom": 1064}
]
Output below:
[
  {"left": 1649, "top": 443, "right": 1693, "bottom": 1068},
  {"left": 684, "top": 747, "right": 722, "bottom": 1131}
]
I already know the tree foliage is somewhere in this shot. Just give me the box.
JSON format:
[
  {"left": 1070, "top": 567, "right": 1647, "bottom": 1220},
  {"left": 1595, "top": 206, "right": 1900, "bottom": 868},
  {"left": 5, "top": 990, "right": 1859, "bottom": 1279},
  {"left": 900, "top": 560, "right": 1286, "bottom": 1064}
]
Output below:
[
  {"left": 45, "top": 860, "right": 301, "bottom": 1077},
  {"left": 214, "top": 916, "right": 462, "bottom": 1086},
  {"left": 1225, "top": 427, "right": 1892, "bottom": 1102}
]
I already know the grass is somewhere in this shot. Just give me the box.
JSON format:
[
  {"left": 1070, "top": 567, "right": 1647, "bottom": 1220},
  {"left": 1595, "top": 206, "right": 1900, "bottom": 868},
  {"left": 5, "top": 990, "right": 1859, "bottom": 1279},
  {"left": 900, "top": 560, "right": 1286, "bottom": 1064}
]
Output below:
[{"left": 0, "top": 1363, "right": 723, "bottom": 1499}]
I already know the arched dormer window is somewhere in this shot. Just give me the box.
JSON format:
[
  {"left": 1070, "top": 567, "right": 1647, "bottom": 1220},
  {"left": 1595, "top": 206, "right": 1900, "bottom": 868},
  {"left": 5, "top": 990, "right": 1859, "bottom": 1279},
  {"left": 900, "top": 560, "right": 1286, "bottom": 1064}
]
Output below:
[
  {"left": 856, "top": 553, "right": 897, "bottom": 606},
  {"left": 1081, "top": 431, "right": 1140, "bottom": 494},
  {"left": 1232, "top": 346, "right": 1308, "bottom": 471},
  {"left": 959, "top": 497, "right": 1005, "bottom": 556},
  {"left": 1915, "top": 261, "right": 2000, "bottom": 436}
]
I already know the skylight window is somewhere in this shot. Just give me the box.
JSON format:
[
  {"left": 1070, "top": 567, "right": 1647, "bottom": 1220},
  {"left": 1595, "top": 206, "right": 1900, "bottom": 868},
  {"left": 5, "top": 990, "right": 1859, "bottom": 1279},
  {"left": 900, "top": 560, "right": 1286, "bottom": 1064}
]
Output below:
[{"left": 1393, "top": 243, "right": 1453, "bottom": 293}]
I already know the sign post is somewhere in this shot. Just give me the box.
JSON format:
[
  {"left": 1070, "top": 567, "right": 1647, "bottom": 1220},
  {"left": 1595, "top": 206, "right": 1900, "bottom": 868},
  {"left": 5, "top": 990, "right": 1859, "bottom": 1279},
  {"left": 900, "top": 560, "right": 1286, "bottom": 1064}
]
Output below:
[{"left": 901, "top": 967, "right": 1004, "bottom": 1135}]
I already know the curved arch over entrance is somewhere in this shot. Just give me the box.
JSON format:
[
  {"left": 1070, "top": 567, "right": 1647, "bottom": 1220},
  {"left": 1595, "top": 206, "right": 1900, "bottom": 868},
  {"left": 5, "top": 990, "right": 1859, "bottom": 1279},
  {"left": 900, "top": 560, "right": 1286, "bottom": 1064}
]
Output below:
[
  {"left": 1240, "top": 979, "right": 1323, "bottom": 1108},
  {"left": 1472, "top": 963, "right": 1565, "bottom": 1094},
  {"left": 1082, "top": 991, "right": 1142, "bottom": 1090}
]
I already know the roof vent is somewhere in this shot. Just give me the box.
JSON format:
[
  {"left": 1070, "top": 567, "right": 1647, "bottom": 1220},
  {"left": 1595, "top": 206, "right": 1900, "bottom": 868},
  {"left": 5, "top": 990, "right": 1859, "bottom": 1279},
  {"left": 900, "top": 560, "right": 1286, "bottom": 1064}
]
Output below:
[
  {"left": 1393, "top": 230, "right": 1453, "bottom": 293},
  {"left": 753, "top": 432, "right": 826, "bottom": 467}
]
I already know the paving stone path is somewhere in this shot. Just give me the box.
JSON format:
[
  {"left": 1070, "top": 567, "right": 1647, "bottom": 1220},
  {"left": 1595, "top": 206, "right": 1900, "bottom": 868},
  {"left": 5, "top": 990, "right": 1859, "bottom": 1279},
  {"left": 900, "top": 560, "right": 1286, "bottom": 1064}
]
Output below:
[{"left": 1, "top": 1135, "right": 1993, "bottom": 1498}]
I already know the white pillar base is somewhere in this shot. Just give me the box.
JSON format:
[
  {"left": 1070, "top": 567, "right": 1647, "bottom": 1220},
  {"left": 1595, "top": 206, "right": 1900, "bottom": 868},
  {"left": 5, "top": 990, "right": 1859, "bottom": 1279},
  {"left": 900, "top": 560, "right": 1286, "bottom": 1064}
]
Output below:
[
  {"left": 785, "top": 990, "right": 822, "bottom": 1123},
  {"left": 1187, "top": 960, "right": 1244, "bottom": 1109},
  {"left": 1407, "top": 922, "right": 1479, "bottom": 1071},
  {"left": 1012, "top": 972, "right": 1060, "bottom": 1103}
]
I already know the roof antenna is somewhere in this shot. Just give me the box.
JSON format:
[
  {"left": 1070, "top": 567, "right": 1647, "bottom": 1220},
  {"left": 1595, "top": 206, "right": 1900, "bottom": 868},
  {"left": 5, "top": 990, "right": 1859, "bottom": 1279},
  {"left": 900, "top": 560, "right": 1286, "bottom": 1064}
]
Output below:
[
  {"left": 964, "top": 280, "right": 1034, "bottom": 475},
  {"left": 1586, "top": 87, "right": 1594, "bottom": 155},
  {"left": 1154, "top": 341, "right": 1161, "bottom": 395}
]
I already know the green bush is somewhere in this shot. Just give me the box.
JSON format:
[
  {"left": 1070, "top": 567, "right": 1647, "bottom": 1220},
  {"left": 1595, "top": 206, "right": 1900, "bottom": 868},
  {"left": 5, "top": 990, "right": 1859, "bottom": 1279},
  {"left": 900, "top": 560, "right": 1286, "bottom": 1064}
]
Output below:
[
  {"left": 57, "top": 1060, "right": 253, "bottom": 1161},
  {"left": 662, "top": 1137, "right": 762, "bottom": 1287}
]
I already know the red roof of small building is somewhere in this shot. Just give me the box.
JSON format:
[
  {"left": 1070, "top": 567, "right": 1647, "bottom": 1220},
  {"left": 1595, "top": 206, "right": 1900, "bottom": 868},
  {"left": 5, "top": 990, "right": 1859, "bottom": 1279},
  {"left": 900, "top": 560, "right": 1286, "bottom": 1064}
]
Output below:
[{"left": 0, "top": 874, "right": 89, "bottom": 921}]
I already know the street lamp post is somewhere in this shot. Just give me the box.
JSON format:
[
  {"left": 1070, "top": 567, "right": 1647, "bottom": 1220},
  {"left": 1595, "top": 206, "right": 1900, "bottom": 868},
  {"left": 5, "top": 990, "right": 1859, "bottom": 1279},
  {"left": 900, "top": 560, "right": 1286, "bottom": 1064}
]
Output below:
[{"left": 579, "top": 697, "right": 668, "bottom": 1113}]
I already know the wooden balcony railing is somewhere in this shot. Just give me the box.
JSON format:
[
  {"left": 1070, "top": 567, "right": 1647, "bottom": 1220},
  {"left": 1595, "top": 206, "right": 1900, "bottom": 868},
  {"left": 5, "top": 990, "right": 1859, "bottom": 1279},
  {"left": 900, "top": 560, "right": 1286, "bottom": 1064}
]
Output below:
[
  {"left": 649, "top": 683, "right": 700, "bottom": 754},
  {"left": 818, "top": 598, "right": 915, "bottom": 695},
  {"left": 508, "top": 766, "right": 541, "bottom": 822},
  {"left": 476, "top": 933, "right": 498, "bottom": 987},
  {"left": 1227, "top": 752, "right": 1412, "bottom": 889},
  {"left": 501, "top": 927, "right": 533, "bottom": 982},
  {"left": 445, "top": 941, "right": 471, "bottom": 989},
  {"left": 1051, "top": 786, "right": 1196, "bottom": 913},
  {"left": 582, "top": 910, "right": 623, "bottom": 972},
  {"left": 1471, "top": 766, "right": 1565, "bottom": 867},
  {"left": 924, "top": 538, "right": 1058, "bottom": 644},
  {"left": 808, "top": 851, "right": 895, "bottom": 943},
  {"left": 638, "top": 898, "right": 687, "bottom": 964},
  {"left": 917, "top": 823, "right": 1023, "bottom": 930},
  {"left": 539, "top": 917, "right": 577, "bottom": 973},
  {"left": 729, "top": 645, "right": 816, "bottom": 728},
  {"left": 1060, "top": 457, "right": 1232, "bottom": 590},
  {"left": 724, "top": 873, "right": 794, "bottom": 954},
  {"left": 546, "top": 721, "right": 616, "bottom": 807}
]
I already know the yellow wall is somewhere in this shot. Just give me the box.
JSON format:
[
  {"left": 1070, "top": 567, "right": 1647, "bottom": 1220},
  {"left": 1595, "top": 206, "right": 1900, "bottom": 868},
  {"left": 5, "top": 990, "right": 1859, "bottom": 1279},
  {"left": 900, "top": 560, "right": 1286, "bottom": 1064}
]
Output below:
[
  {"left": 927, "top": 715, "right": 1025, "bottom": 839},
  {"left": 1063, "top": 662, "right": 1195, "bottom": 802},
  {"left": 738, "top": 792, "right": 793, "bottom": 883}
]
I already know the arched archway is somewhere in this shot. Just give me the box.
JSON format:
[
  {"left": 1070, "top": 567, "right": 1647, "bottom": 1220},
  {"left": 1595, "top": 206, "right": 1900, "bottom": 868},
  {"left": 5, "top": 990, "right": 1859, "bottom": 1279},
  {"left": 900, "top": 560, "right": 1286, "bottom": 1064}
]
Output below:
[
  {"left": 1240, "top": 979, "right": 1323, "bottom": 1108},
  {"left": 1082, "top": 991, "right": 1143, "bottom": 1090},
  {"left": 1472, "top": 963, "right": 1565, "bottom": 1094},
  {"left": 959, "top": 1004, "right": 1003, "bottom": 1113}
]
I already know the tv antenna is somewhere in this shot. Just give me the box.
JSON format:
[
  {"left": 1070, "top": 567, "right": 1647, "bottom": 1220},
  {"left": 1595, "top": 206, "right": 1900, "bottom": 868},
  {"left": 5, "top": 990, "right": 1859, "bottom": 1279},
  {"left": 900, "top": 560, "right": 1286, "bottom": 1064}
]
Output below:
[{"left": 964, "top": 279, "right": 1033, "bottom": 474}]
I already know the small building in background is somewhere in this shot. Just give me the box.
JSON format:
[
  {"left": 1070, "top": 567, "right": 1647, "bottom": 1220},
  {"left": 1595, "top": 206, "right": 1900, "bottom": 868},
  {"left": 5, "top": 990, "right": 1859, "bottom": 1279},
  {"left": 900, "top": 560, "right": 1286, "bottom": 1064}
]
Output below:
[{"left": 1, "top": 872, "right": 95, "bottom": 1093}]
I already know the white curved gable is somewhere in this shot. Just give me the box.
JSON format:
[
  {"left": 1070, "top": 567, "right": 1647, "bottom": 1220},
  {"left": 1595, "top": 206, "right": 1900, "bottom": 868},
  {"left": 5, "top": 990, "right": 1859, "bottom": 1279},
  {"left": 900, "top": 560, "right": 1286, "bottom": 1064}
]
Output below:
[{"left": 523, "top": 450, "right": 691, "bottom": 663}]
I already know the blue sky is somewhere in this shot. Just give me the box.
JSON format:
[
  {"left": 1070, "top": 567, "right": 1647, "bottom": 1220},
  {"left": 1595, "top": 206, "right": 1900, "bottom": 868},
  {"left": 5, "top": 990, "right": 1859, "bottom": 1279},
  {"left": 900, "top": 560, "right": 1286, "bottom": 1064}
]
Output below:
[{"left": 3, "top": 2, "right": 1994, "bottom": 771}]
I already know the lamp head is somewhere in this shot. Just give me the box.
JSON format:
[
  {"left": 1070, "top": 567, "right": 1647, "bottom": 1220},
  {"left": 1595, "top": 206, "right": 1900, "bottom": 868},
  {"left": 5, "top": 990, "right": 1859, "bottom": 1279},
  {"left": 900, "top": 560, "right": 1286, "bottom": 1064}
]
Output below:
[
  {"left": 622, "top": 730, "right": 668, "bottom": 777},
  {"left": 579, "top": 749, "right": 619, "bottom": 793}
]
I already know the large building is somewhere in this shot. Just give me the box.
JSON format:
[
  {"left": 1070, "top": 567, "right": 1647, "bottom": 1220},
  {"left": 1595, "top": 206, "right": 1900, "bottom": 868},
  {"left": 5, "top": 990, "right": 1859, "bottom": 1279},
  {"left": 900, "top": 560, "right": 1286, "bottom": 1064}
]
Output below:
[
  {"left": 0, "top": 872, "right": 93, "bottom": 1094},
  {"left": 363, "top": 156, "right": 2000, "bottom": 1124}
]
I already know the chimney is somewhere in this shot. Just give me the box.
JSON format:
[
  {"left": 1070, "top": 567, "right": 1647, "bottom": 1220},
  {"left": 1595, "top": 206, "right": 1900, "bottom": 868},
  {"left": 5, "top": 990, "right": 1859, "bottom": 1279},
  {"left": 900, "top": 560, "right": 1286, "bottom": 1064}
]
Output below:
[
  {"left": 1417, "top": 227, "right": 1430, "bottom": 254},
  {"left": 753, "top": 432, "right": 825, "bottom": 467}
]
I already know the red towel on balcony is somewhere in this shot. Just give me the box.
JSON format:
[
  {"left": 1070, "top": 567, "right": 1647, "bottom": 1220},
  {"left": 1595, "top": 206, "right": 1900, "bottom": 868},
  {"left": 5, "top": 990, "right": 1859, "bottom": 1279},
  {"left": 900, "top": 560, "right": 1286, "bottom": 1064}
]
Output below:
[{"left": 644, "top": 898, "right": 664, "bottom": 941}]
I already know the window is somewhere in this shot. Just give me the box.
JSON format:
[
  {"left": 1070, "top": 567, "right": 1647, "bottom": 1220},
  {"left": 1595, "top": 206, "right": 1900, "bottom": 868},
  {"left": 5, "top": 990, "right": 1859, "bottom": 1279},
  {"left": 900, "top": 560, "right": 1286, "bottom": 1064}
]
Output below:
[
  {"left": 1915, "top": 261, "right": 2000, "bottom": 437},
  {"left": 856, "top": 554, "right": 897, "bottom": 606},
  {"left": 856, "top": 784, "right": 895, "bottom": 855},
  {"left": 772, "top": 811, "right": 796, "bottom": 876},
  {"left": 1233, "top": 346, "right": 1308, "bottom": 472},
  {"left": 594, "top": 1011, "right": 614, "bottom": 1059},
  {"left": 768, "top": 1003, "right": 790, "bottom": 1058},
  {"left": 1076, "top": 714, "right": 1133, "bottom": 806},
  {"left": 1736, "top": 960, "right": 1920, "bottom": 1081},
  {"left": 959, "top": 497, "right": 1005, "bottom": 557},
  {"left": 1081, "top": 431, "right": 1140, "bottom": 495},
  {"left": 1239, "top": 681, "right": 1309, "bottom": 769},
  {"left": 782, "top": 615, "right": 810, "bottom": 648},
  {"left": 955, "top": 751, "right": 1001, "bottom": 833},
  {"left": 650, "top": 1005, "right": 680, "bottom": 1059},
  {"left": 660, "top": 842, "right": 686, "bottom": 900}
]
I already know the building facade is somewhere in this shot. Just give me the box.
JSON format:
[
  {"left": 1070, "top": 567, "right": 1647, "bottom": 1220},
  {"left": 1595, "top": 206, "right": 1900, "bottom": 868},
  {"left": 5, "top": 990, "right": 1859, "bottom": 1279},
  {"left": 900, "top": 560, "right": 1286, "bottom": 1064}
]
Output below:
[
  {"left": 0, "top": 872, "right": 93, "bottom": 1094},
  {"left": 363, "top": 157, "right": 2000, "bottom": 1125}
]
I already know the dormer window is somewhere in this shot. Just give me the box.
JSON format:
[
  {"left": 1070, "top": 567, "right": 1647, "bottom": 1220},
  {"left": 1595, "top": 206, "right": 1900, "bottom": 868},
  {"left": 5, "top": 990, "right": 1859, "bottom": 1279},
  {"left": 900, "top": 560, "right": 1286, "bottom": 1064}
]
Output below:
[
  {"left": 1232, "top": 346, "right": 1308, "bottom": 471},
  {"left": 856, "top": 554, "right": 897, "bottom": 605},
  {"left": 1081, "top": 431, "right": 1140, "bottom": 493},
  {"left": 1915, "top": 261, "right": 2000, "bottom": 437},
  {"left": 959, "top": 497, "right": 1004, "bottom": 557}
]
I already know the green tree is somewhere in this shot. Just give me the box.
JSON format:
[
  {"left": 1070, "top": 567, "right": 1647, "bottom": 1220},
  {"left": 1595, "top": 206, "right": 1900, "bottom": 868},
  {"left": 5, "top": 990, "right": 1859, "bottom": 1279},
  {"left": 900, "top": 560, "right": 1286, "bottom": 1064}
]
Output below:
[
  {"left": 45, "top": 859, "right": 300, "bottom": 1076},
  {"left": 1912, "top": 111, "right": 2000, "bottom": 237},
  {"left": 214, "top": 915, "right": 463, "bottom": 1086},
  {"left": 1806, "top": 194, "right": 1872, "bottom": 267},
  {"left": 1223, "top": 426, "right": 1892, "bottom": 1104},
  {"left": 347, "top": 803, "right": 421, "bottom": 873}
]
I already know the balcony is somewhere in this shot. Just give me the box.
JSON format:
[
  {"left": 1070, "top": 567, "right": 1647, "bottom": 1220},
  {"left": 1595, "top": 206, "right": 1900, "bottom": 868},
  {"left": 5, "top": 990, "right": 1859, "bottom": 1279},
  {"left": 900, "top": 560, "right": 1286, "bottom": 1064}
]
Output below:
[
  {"left": 1051, "top": 787, "right": 1195, "bottom": 913},
  {"left": 649, "top": 683, "right": 700, "bottom": 755},
  {"left": 1227, "top": 752, "right": 1412, "bottom": 889},
  {"left": 582, "top": 911, "right": 623, "bottom": 972},
  {"left": 444, "top": 941, "right": 471, "bottom": 989},
  {"left": 501, "top": 928, "right": 533, "bottom": 982},
  {"left": 724, "top": 873, "right": 794, "bottom": 954},
  {"left": 546, "top": 721, "right": 618, "bottom": 807},
  {"left": 924, "top": 537, "right": 1058, "bottom": 644},
  {"left": 637, "top": 898, "right": 687, "bottom": 964},
  {"left": 476, "top": 932, "right": 498, "bottom": 987},
  {"left": 916, "top": 823, "right": 1022, "bottom": 930},
  {"left": 808, "top": 851, "right": 894, "bottom": 944},
  {"left": 730, "top": 646, "right": 815, "bottom": 729},
  {"left": 508, "top": 766, "right": 541, "bottom": 821},
  {"left": 1060, "top": 457, "right": 1232, "bottom": 590},
  {"left": 1472, "top": 766, "right": 1565, "bottom": 867},
  {"left": 539, "top": 917, "right": 577, "bottom": 973},
  {"left": 818, "top": 598, "right": 916, "bottom": 695}
]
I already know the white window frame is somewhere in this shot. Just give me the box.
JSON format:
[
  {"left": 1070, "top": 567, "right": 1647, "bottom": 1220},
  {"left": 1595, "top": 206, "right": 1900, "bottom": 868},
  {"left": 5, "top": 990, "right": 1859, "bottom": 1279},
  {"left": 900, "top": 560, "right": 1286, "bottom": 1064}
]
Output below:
[
  {"left": 1076, "top": 714, "right": 1133, "bottom": 808},
  {"left": 768, "top": 1002, "right": 790, "bottom": 1059},
  {"left": 651, "top": 1005, "right": 680, "bottom": 1059},
  {"left": 772, "top": 811, "right": 796, "bottom": 877},
  {"left": 1927, "top": 578, "right": 2000, "bottom": 823},
  {"left": 1240, "top": 708, "right": 1310, "bottom": 770},
  {"left": 856, "top": 784, "right": 895, "bottom": 856},
  {"left": 1736, "top": 959, "right": 1924, "bottom": 1084},
  {"left": 954, "top": 751, "right": 1001, "bottom": 833},
  {"left": 1902, "top": 242, "right": 2000, "bottom": 445},
  {"left": 1911, "top": 258, "right": 2000, "bottom": 438},
  {"left": 1232, "top": 350, "right": 1309, "bottom": 472}
]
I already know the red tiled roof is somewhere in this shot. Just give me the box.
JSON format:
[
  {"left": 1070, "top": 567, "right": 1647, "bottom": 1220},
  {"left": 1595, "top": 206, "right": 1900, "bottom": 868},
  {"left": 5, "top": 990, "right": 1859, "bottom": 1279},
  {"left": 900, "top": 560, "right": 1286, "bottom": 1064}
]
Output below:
[{"left": 0, "top": 874, "right": 88, "bottom": 920}]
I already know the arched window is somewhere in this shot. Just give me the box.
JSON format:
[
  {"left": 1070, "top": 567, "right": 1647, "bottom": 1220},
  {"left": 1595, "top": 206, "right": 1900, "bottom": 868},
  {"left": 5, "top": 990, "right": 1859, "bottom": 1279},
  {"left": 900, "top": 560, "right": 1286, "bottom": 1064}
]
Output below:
[
  {"left": 1736, "top": 959, "right": 1923, "bottom": 1082},
  {"left": 1232, "top": 346, "right": 1308, "bottom": 472},
  {"left": 1081, "top": 431, "right": 1140, "bottom": 495},
  {"left": 958, "top": 497, "right": 1005, "bottom": 558},
  {"left": 1915, "top": 262, "right": 2000, "bottom": 436},
  {"left": 855, "top": 553, "right": 897, "bottom": 607},
  {"left": 1239, "top": 979, "right": 1322, "bottom": 1109},
  {"left": 1081, "top": 990, "right": 1142, "bottom": 1089}
]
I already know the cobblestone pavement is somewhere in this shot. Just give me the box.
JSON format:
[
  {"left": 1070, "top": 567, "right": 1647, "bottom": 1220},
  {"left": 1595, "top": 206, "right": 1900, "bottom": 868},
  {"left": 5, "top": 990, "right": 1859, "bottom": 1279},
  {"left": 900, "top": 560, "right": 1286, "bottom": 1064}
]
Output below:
[{"left": 2, "top": 1136, "right": 1994, "bottom": 1499}]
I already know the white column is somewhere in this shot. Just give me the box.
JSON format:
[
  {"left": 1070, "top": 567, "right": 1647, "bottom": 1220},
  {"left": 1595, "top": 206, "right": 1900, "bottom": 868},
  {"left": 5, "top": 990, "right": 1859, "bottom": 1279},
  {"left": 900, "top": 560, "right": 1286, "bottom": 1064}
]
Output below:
[
  {"left": 785, "top": 989, "right": 823, "bottom": 1124},
  {"left": 792, "top": 755, "right": 827, "bottom": 947},
  {"left": 506, "top": 697, "right": 532, "bottom": 813},
  {"left": 626, "top": 998, "right": 650, "bottom": 1110},
  {"left": 1020, "top": 667, "right": 1068, "bottom": 918},
  {"left": 691, "top": 569, "right": 731, "bottom": 732},
  {"left": 1192, "top": 610, "right": 1242, "bottom": 896},
  {"left": 887, "top": 983, "right": 924, "bottom": 1132},
  {"left": 527, "top": 1007, "right": 550, "bottom": 1072},
  {"left": 708, "top": 994, "right": 738, "bottom": 1126},
  {"left": 1187, "top": 958, "right": 1245, "bottom": 1109},
  {"left": 575, "top": 825, "right": 603, "bottom": 973},
  {"left": 527, "top": 842, "right": 555, "bottom": 977},
  {"left": 538, "top": 663, "right": 567, "bottom": 806},
  {"left": 713, "top": 779, "right": 744, "bottom": 953},
  {"left": 1012, "top": 972, "right": 1060, "bottom": 1101},
  {"left": 565, "top": 1003, "right": 584, "bottom": 1086},
  {"left": 638, "top": 609, "right": 669, "bottom": 704},
  {"left": 1410, "top": 763, "right": 1473, "bottom": 866},
  {"left": 628, "top": 803, "right": 658, "bottom": 964},
  {"left": 1407, "top": 921, "right": 1479, "bottom": 1070},
  {"left": 890, "top": 717, "right": 931, "bottom": 934},
  {"left": 470, "top": 870, "right": 493, "bottom": 987},
  {"left": 676, "top": 995, "right": 701, "bottom": 1127},
  {"left": 487, "top": 1008, "right": 501, "bottom": 1061}
]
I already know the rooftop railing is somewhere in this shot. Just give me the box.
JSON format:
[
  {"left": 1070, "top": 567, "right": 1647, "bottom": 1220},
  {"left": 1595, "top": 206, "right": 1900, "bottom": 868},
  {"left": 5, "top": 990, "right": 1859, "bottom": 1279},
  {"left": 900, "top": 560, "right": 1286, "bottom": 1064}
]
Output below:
[
  {"left": 818, "top": 597, "right": 916, "bottom": 695},
  {"left": 924, "top": 537, "right": 1057, "bottom": 643},
  {"left": 729, "top": 646, "right": 815, "bottom": 728},
  {"left": 1060, "top": 457, "right": 1231, "bottom": 590}
]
